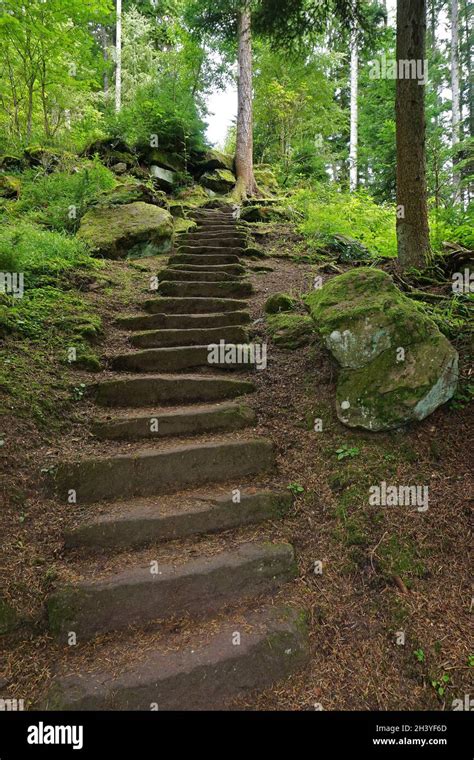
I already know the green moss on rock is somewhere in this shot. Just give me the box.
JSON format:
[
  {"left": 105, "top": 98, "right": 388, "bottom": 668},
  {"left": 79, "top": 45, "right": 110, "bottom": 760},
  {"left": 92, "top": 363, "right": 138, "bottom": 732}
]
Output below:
[
  {"left": 77, "top": 202, "right": 173, "bottom": 259},
  {"left": 0, "top": 174, "right": 21, "bottom": 199},
  {"left": 306, "top": 268, "right": 438, "bottom": 369},
  {"left": 200, "top": 169, "right": 236, "bottom": 194},
  {"left": 264, "top": 293, "right": 297, "bottom": 314},
  {"left": 307, "top": 268, "right": 459, "bottom": 430},
  {"left": 337, "top": 334, "right": 458, "bottom": 431},
  {"left": 197, "top": 149, "right": 234, "bottom": 173},
  {"left": 267, "top": 313, "right": 314, "bottom": 349}
]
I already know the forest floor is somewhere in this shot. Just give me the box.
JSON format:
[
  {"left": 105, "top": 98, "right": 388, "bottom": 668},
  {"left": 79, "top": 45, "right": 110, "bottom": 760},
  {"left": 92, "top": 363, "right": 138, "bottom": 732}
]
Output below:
[{"left": 1, "top": 221, "right": 472, "bottom": 710}]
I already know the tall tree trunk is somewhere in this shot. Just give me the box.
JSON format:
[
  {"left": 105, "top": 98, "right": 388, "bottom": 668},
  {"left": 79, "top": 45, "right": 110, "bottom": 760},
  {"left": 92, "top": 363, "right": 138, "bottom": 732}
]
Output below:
[
  {"left": 234, "top": 4, "right": 257, "bottom": 199},
  {"left": 115, "top": 0, "right": 122, "bottom": 113},
  {"left": 396, "top": 0, "right": 431, "bottom": 270},
  {"left": 349, "top": 26, "right": 358, "bottom": 192},
  {"left": 101, "top": 26, "right": 109, "bottom": 96},
  {"left": 450, "top": 0, "right": 461, "bottom": 202}
]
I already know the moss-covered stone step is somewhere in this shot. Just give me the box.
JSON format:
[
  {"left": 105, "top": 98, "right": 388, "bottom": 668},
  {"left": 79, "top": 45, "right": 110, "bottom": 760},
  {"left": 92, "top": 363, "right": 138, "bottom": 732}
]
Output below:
[
  {"left": 168, "top": 253, "right": 241, "bottom": 266},
  {"left": 47, "top": 542, "right": 295, "bottom": 641},
  {"left": 168, "top": 262, "right": 246, "bottom": 276},
  {"left": 50, "top": 438, "right": 273, "bottom": 503},
  {"left": 178, "top": 232, "right": 247, "bottom": 246},
  {"left": 64, "top": 488, "right": 293, "bottom": 550},
  {"left": 111, "top": 344, "right": 257, "bottom": 373},
  {"left": 157, "top": 281, "right": 253, "bottom": 299},
  {"left": 45, "top": 605, "right": 309, "bottom": 710},
  {"left": 130, "top": 324, "right": 248, "bottom": 349},
  {"left": 189, "top": 209, "right": 235, "bottom": 220},
  {"left": 158, "top": 268, "right": 240, "bottom": 282},
  {"left": 116, "top": 310, "right": 251, "bottom": 331},
  {"left": 91, "top": 401, "right": 256, "bottom": 441},
  {"left": 144, "top": 296, "right": 247, "bottom": 314},
  {"left": 177, "top": 244, "right": 245, "bottom": 255}
]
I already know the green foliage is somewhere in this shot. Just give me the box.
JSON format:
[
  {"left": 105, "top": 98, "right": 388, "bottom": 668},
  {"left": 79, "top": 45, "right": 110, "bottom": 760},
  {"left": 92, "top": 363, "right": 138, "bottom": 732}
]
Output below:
[
  {"left": 0, "top": 222, "right": 100, "bottom": 288},
  {"left": 290, "top": 185, "right": 397, "bottom": 258},
  {"left": 0, "top": 286, "right": 101, "bottom": 341},
  {"left": 0, "top": 0, "right": 111, "bottom": 150},
  {"left": 287, "top": 482, "right": 305, "bottom": 495},
  {"left": 11, "top": 163, "right": 116, "bottom": 232},
  {"left": 335, "top": 445, "right": 360, "bottom": 460}
]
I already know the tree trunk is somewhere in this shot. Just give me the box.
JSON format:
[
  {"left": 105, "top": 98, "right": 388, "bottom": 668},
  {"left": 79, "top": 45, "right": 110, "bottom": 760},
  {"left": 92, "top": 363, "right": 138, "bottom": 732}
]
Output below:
[
  {"left": 396, "top": 0, "right": 431, "bottom": 270},
  {"left": 115, "top": 0, "right": 122, "bottom": 113},
  {"left": 101, "top": 26, "right": 109, "bottom": 96},
  {"left": 234, "top": 4, "right": 257, "bottom": 199},
  {"left": 349, "top": 26, "right": 358, "bottom": 192},
  {"left": 450, "top": 0, "right": 461, "bottom": 202}
]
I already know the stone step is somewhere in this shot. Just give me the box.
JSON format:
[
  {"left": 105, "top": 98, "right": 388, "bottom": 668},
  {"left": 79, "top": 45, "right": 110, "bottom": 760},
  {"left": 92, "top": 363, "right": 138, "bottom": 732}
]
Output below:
[
  {"left": 91, "top": 374, "right": 255, "bottom": 407},
  {"left": 157, "top": 281, "right": 253, "bottom": 299},
  {"left": 158, "top": 268, "right": 240, "bottom": 282},
  {"left": 50, "top": 438, "right": 274, "bottom": 503},
  {"left": 177, "top": 245, "right": 245, "bottom": 255},
  {"left": 47, "top": 542, "right": 296, "bottom": 640},
  {"left": 168, "top": 263, "right": 246, "bottom": 276},
  {"left": 111, "top": 344, "right": 257, "bottom": 373},
  {"left": 65, "top": 488, "right": 293, "bottom": 550},
  {"left": 144, "top": 296, "right": 247, "bottom": 314},
  {"left": 45, "top": 605, "right": 309, "bottom": 710},
  {"left": 92, "top": 401, "right": 256, "bottom": 441},
  {"left": 189, "top": 210, "right": 235, "bottom": 219},
  {"left": 178, "top": 233, "right": 247, "bottom": 246},
  {"left": 168, "top": 253, "right": 241, "bottom": 266},
  {"left": 193, "top": 223, "right": 245, "bottom": 231},
  {"left": 116, "top": 311, "right": 251, "bottom": 331},
  {"left": 130, "top": 324, "right": 248, "bottom": 349}
]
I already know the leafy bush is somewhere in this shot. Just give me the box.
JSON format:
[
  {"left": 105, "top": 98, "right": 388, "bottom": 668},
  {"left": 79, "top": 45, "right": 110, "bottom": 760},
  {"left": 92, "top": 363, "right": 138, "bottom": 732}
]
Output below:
[
  {"left": 430, "top": 205, "right": 474, "bottom": 251},
  {"left": 289, "top": 185, "right": 397, "bottom": 259},
  {"left": 0, "top": 222, "right": 100, "bottom": 289},
  {"left": 104, "top": 82, "right": 207, "bottom": 159},
  {"left": 12, "top": 162, "right": 116, "bottom": 232}
]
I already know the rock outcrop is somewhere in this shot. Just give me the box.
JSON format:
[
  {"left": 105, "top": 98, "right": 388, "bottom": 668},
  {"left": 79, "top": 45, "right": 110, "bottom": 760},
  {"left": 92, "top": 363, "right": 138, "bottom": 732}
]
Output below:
[
  {"left": 306, "top": 268, "right": 458, "bottom": 430},
  {"left": 78, "top": 202, "right": 173, "bottom": 258}
]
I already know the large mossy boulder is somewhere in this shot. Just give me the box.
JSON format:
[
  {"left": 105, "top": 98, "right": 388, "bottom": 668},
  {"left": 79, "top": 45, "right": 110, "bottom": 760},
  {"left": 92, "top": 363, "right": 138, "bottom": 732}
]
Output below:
[
  {"left": 77, "top": 202, "right": 173, "bottom": 259},
  {"left": 139, "top": 147, "right": 184, "bottom": 173},
  {"left": 150, "top": 164, "right": 175, "bottom": 190},
  {"left": 197, "top": 149, "right": 234, "bottom": 174},
  {"left": 82, "top": 137, "right": 136, "bottom": 169},
  {"left": 23, "top": 146, "right": 59, "bottom": 171},
  {"left": 200, "top": 168, "right": 235, "bottom": 193},
  {"left": 306, "top": 268, "right": 458, "bottom": 430},
  {"left": 93, "top": 181, "right": 167, "bottom": 209}
]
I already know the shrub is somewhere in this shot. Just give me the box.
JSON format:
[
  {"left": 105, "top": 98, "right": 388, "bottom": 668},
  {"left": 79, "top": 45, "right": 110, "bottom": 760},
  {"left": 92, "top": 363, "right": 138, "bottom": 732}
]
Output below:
[
  {"left": 289, "top": 185, "right": 397, "bottom": 259},
  {"left": 0, "top": 222, "right": 100, "bottom": 289},
  {"left": 13, "top": 161, "right": 116, "bottom": 232}
]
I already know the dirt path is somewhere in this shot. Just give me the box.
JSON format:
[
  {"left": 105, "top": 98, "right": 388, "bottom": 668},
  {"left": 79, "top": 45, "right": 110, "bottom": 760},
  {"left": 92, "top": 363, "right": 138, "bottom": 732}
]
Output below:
[{"left": 1, "top": 213, "right": 471, "bottom": 711}]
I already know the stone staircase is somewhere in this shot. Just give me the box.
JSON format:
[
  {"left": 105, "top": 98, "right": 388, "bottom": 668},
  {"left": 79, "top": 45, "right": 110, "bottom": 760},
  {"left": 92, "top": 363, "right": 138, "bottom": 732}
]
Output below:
[{"left": 44, "top": 206, "right": 308, "bottom": 710}]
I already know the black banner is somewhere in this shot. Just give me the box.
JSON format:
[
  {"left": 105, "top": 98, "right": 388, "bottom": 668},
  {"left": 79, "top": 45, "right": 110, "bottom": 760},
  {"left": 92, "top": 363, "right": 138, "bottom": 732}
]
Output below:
[{"left": 0, "top": 711, "right": 471, "bottom": 758}]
